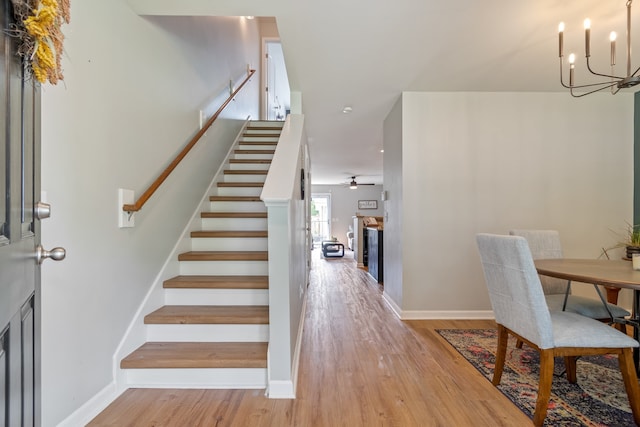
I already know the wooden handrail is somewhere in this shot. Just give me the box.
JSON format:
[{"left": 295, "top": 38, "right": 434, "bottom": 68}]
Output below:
[{"left": 123, "top": 69, "right": 256, "bottom": 213}]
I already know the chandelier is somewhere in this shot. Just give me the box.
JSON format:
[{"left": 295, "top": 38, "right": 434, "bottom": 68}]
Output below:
[{"left": 559, "top": 0, "right": 640, "bottom": 97}]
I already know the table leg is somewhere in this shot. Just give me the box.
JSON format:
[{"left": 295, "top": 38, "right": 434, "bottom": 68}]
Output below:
[
  {"left": 605, "top": 286, "right": 621, "bottom": 304},
  {"left": 562, "top": 281, "right": 571, "bottom": 311}
]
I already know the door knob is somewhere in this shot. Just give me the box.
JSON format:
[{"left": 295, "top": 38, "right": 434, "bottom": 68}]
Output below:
[{"left": 36, "top": 245, "right": 66, "bottom": 265}]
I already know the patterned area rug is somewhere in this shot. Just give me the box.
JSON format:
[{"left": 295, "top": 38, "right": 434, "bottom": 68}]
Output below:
[{"left": 437, "top": 329, "right": 636, "bottom": 427}]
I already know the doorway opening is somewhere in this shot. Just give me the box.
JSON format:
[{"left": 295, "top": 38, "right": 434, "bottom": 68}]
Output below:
[
  {"left": 262, "top": 38, "right": 290, "bottom": 120},
  {"left": 311, "top": 194, "right": 331, "bottom": 247}
]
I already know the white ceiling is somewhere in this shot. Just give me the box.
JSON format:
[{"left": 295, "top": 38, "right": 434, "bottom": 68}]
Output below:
[{"left": 128, "top": 0, "right": 639, "bottom": 184}]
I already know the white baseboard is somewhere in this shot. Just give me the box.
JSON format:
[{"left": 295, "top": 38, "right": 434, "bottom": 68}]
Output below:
[
  {"left": 382, "top": 291, "right": 494, "bottom": 320},
  {"left": 288, "top": 294, "right": 307, "bottom": 397},
  {"left": 267, "top": 380, "right": 295, "bottom": 399},
  {"left": 56, "top": 382, "right": 122, "bottom": 427},
  {"left": 382, "top": 291, "right": 402, "bottom": 317}
]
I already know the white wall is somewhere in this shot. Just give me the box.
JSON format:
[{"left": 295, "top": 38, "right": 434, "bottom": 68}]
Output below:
[
  {"left": 261, "top": 115, "right": 310, "bottom": 397},
  {"left": 385, "top": 92, "right": 634, "bottom": 317},
  {"left": 382, "top": 97, "right": 403, "bottom": 308},
  {"left": 310, "top": 184, "right": 383, "bottom": 247},
  {"left": 40, "top": 2, "right": 260, "bottom": 424}
]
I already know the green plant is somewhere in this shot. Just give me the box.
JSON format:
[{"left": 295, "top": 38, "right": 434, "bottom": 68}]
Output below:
[
  {"left": 627, "top": 223, "right": 640, "bottom": 246},
  {"left": 600, "top": 223, "right": 640, "bottom": 259},
  {"left": 615, "top": 222, "right": 640, "bottom": 247}
]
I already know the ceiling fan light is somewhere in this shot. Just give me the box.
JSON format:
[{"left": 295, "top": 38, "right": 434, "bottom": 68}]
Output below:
[{"left": 349, "top": 179, "right": 358, "bottom": 189}]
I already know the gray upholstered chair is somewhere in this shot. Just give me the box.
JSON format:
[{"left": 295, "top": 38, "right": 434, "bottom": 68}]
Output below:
[
  {"left": 509, "top": 229, "right": 630, "bottom": 321},
  {"left": 476, "top": 233, "right": 640, "bottom": 426}
]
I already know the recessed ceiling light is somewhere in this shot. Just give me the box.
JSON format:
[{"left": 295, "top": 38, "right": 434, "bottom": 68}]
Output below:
[
  {"left": 380, "top": 149, "right": 384, "bottom": 153},
  {"left": 342, "top": 106, "right": 353, "bottom": 113}
]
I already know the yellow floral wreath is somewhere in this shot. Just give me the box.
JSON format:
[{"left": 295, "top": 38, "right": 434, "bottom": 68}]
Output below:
[{"left": 18, "top": 0, "right": 70, "bottom": 84}]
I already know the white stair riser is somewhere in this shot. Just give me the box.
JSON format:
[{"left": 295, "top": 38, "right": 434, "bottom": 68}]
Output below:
[
  {"left": 179, "top": 260, "right": 268, "bottom": 276},
  {"left": 248, "top": 121, "right": 284, "bottom": 128},
  {"left": 216, "top": 187, "right": 263, "bottom": 197},
  {"left": 244, "top": 129, "right": 281, "bottom": 134},
  {"left": 228, "top": 162, "right": 271, "bottom": 171},
  {"left": 208, "top": 201, "right": 266, "bottom": 212},
  {"left": 146, "top": 324, "right": 269, "bottom": 342},
  {"left": 164, "top": 288, "right": 269, "bottom": 306},
  {"left": 223, "top": 174, "right": 267, "bottom": 183},
  {"left": 201, "top": 217, "right": 267, "bottom": 229},
  {"left": 191, "top": 237, "right": 268, "bottom": 251},
  {"left": 233, "top": 153, "right": 274, "bottom": 160},
  {"left": 242, "top": 137, "right": 279, "bottom": 143},
  {"left": 240, "top": 137, "right": 279, "bottom": 143},
  {"left": 237, "top": 145, "right": 278, "bottom": 152},
  {"left": 123, "top": 368, "right": 267, "bottom": 388}
]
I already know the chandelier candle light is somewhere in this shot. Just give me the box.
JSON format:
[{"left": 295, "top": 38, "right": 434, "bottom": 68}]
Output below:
[{"left": 559, "top": 0, "right": 640, "bottom": 96}]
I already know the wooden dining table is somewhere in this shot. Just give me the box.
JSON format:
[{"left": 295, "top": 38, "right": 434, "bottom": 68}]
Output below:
[{"left": 535, "top": 258, "right": 640, "bottom": 367}]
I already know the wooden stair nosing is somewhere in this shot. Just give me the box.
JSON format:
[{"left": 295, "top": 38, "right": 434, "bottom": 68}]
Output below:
[
  {"left": 120, "top": 342, "right": 268, "bottom": 369},
  {"left": 209, "top": 196, "right": 262, "bottom": 202},
  {"left": 144, "top": 305, "right": 269, "bottom": 325},
  {"left": 200, "top": 212, "right": 267, "bottom": 218},
  {"left": 178, "top": 251, "right": 268, "bottom": 261},
  {"left": 229, "top": 159, "right": 272, "bottom": 164},
  {"left": 245, "top": 124, "right": 284, "bottom": 132},
  {"left": 163, "top": 275, "right": 269, "bottom": 289},
  {"left": 217, "top": 182, "right": 265, "bottom": 188},
  {"left": 190, "top": 230, "right": 268, "bottom": 238},
  {"left": 233, "top": 150, "right": 275, "bottom": 155},
  {"left": 240, "top": 136, "right": 279, "bottom": 140},
  {"left": 247, "top": 125, "right": 283, "bottom": 130},
  {"left": 238, "top": 139, "right": 278, "bottom": 146},
  {"left": 223, "top": 169, "right": 268, "bottom": 175}
]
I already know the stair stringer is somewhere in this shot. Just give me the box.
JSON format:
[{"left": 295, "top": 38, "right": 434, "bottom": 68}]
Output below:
[{"left": 112, "top": 118, "right": 254, "bottom": 393}]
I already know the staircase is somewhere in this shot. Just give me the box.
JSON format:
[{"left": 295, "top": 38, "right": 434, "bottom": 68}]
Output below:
[{"left": 120, "top": 120, "right": 283, "bottom": 389}]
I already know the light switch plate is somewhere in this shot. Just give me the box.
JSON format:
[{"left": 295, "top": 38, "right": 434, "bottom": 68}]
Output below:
[{"left": 118, "top": 188, "right": 135, "bottom": 228}]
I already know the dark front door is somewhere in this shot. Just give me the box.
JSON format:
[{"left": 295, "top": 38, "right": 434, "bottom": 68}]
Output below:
[{"left": 0, "top": 1, "right": 41, "bottom": 425}]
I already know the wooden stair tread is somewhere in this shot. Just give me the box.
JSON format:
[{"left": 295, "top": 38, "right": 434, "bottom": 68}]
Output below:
[
  {"left": 233, "top": 150, "right": 275, "bottom": 155},
  {"left": 191, "top": 230, "right": 268, "bottom": 238},
  {"left": 223, "top": 169, "right": 268, "bottom": 175},
  {"left": 144, "top": 305, "right": 269, "bottom": 324},
  {"left": 163, "top": 275, "right": 268, "bottom": 289},
  {"left": 217, "top": 182, "right": 265, "bottom": 187},
  {"left": 201, "top": 212, "right": 267, "bottom": 218},
  {"left": 229, "top": 159, "right": 272, "bottom": 164},
  {"left": 238, "top": 142, "right": 280, "bottom": 146},
  {"left": 209, "top": 196, "right": 261, "bottom": 202},
  {"left": 178, "top": 251, "right": 268, "bottom": 261},
  {"left": 120, "top": 342, "right": 268, "bottom": 369},
  {"left": 242, "top": 133, "right": 280, "bottom": 137}
]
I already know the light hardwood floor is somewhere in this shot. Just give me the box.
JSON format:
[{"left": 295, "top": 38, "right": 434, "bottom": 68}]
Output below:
[{"left": 88, "top": 249, "right": 531, "bottom": 426}]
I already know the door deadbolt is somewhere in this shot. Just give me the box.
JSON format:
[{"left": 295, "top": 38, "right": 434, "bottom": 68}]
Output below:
[{"left": 34, "top": 202, "right": 51, "bottom": 220}]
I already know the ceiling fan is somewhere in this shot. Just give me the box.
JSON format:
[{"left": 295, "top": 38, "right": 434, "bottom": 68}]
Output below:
[{"left": 345, "top": 175, "right": 375, "bottom": 189}]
